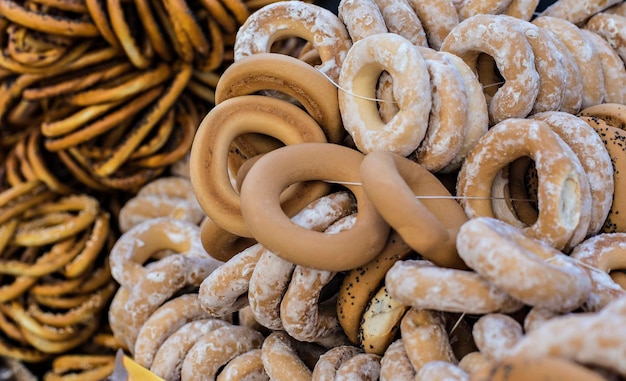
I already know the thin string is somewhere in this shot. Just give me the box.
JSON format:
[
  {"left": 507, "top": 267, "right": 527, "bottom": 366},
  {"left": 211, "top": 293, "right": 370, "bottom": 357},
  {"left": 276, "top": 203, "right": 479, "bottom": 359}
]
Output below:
[
  {"left": 325, "top": 180, "right": 537, "bottom": 203},
  {"left": 317, "top": 67, "right": 505, "bottom": 104},
  {"left": 448, "top": 312, "right": 466, "bottom": 336},
  {"left": 545, "top": 255, "right": 608, "bottom": 274}
]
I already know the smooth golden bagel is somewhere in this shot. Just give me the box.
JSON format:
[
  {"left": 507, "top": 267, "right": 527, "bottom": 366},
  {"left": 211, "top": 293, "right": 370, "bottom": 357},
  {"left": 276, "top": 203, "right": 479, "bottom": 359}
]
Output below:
[
  {"left": 239, "top": 143, "right": 390, "bottom": 272},
  {"left": 441, "top": 14, "right": 540, "bottom": 124},
  {"left": 190, "top": 95, "right": 330, "bottom": 238},
  {"left": 457, "top": 217, "right": 592, "bottom": 312},
  {"left": 338, "top": 33, "right": 432, "bottom": 157},
  {"left": 215, "top": 53, "right": 344, "bottom": 144},
  {"left": 457, "top": 118, "right": 590, "bottom": 250},
  {"left": 360, "top": 151, "right": 467, "bottom": 269},
  {"left": 233, "top": 1, "right": 352, "bottom": 82}
]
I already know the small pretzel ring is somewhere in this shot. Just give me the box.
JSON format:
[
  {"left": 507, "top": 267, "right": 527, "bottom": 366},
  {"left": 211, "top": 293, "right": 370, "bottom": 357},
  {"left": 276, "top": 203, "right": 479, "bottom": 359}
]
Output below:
[{"left": 240, "top": 143, "right": 390, "bottom": 271}]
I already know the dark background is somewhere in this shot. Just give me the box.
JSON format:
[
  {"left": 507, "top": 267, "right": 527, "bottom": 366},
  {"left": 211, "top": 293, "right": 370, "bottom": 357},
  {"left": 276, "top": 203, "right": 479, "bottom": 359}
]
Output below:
[{"left": 317, "top": 0, "right": 557, "bottom": 16}]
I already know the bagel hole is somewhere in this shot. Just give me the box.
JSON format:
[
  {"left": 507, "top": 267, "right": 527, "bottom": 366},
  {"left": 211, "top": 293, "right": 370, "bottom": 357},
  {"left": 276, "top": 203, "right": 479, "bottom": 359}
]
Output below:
[
  {"left": 228, "top": 134, "right": 283, "bottom": 190},
  {"left": 508, "top": 157, "right": 538, "bottom": 226},
  {"left": 476, "top": 54, "right": 503, "bottom": 101}
]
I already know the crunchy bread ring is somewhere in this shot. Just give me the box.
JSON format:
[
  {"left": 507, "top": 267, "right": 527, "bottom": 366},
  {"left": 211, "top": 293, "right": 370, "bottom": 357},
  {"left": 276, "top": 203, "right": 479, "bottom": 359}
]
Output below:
[
  {"left": 150, "top": 318, "right": 232, "bottom": 380},
  {"left": 190, "top": 95, "right": 329, "bottom": 238},
  {"left": 335, "top": 353, "right": 381, "bottom": 381},
  {"left": 312, "top": 345, "right": 363, "bottom": 381},
  {"left": 457, "top": 217, "right": 592, "bottom": 312},
  {"left": 134, "top": 0, "right": 174, "bottom": 61},
  {"left": 472, "top": 313, "right": 523, "bottom": 361},
  {"left": 457, "top": 118, "right": 590, "bottom": 250},
  {"left": 406, "top": 0, "right": 459, "bottom": 50},
  {"left": 578, "top": 114, "right": 626, "bottom": 233},
  {"left": 133, "top": 294, "right": 219, "bottom": 369},
  {"left": 249, "top": 191, "right": 356, "bottom": 330},
  {"left": 85, "top": 0, "right": 120, "bottom": 48},
  {"left": 533, "top": 16, "right": 605, "bottom": 109},
  {"left": 585, "top": 12, "right": 626, "bottom": 63},
  {"left": 415, "top": 361, "right": 468, "bottom": 381},
  {"left": 337, "top": 0, "right": 387, "bottom": 42},
  {"left": 570, "top": 233, "right": 626, "bottom": 311},
  {"left": 360, "top": 150, "right": 468, "bottom": 269},
  {"left": 530, "top": 111, "right": 612, "bottom": 238},
  {"left": 217, "top": 348, "right": 267, "bottom": 381},
  {"left": 337, "top": 230, "right": 413, "bottom": 348},
  {"left": 509, "top": 296, "right": 626, "bottom": 377},
  {"left": 540, "top": 0, "right": 622, "bottom": 25},
  {"left": 581, "top": 29, "right": 626, "bottom": 104},
  {"left": 118, "top": 176, "right": 204, "bottom": 233},
  {"left": 385, "top": 260, "right": 523, "bottom": 314},
  {"left": 215, "top": 53, "right": 344, "bottom": 144},
  {"left": 546, "top": 29, "right": 584, "bottom": 114},
  {"left": 199, "top": 217, "right": 256, "bottom": 263},
  {"left": 239, "top": 143, "right": 390, "bottom": 272},
  {"left": 471, "top": 356, "right": 607, "bottom": 381},
  {"left": 503, "top": 0, "right": 540, "bottom": 20},
  {"left": 280, "top": 216, "right": 355, "bottom": 343},
  {"left": 380, "top": 339, "right": 416, "bottom": 381},
  {"left": 107, "top": 0, "right": 153, "bottom": 69},
  {"left": 441, "top": 14, "right": 540, "bottom": 124},
  {"left": 503, "top": 16, "right": 566, "bottom": 114},
  {"left": 338, "top": 33, "right": 432, "bottom": 156},
  {"left": 457, "top": 0, "right": 511, "bottom": 20},
  {"left": 373, "top": 0, "right": 428, "bottom": 46},
  {"left": 233, "top": 1, "right": 352, "bottom": 82},
  {"left": 261, "top": 331, "right": 312, "bottom": 381},
  {"left": 0, "top": 0, "right": 100, "bottom": 37},
  {"left": 181, "top": 325, "right": 265, "bottom": 381}
]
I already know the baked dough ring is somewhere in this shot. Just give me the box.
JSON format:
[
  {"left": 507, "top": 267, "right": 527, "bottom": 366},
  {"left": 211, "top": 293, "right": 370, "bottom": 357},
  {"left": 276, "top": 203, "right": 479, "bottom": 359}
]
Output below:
[
  {"left": 406, "top": 0, "right": 459, "bottom": 50},
  {"left": 570, "top": 233, "right": 626, "bottom": 311},
  {"left": 457, "top": 217, "right": 592, "bottom": 312},
  {"left": 372, "top": 0, "right": 427, "bottom": 46},
  {"left": 441, "top": 14, "right": 540, "bottom": 124},
  {"left": 215, "top": 52, "right": 344, "bottom": 144},
  {"left": 239, "top": 143, "right": 390, "bottom": 272},
  {"left": 338, "top": 33, "right": 431, "bottom": 157},
  {"left": 380, "top": 339, "right": 416, "bottom": 381},
  {"left": 470, "top": 356, "right": 607, "bottom": 381},
  {"left": 530, "top": 111, "right": 612, "bottom": 238},
  {"left": 189, "top": 95, "right": 329, "bottom": 238},
  {"left": 233, "top": 1, "right": 352, "bottom": 82},
  {"left": 385, "top": 260, "right": 523, "bottom": 314},
  {"left": 472, "top": 313, "right": 523, "bottom": 361},
  {"left": 457, "top": 118, "right": 590, "bottom": 250},
  {"left": 540, "top": 0, "right": 622, "bottom": 25},
  {"left": 261, "top": 331, "right": 312, "bottom": 381},
  {"left": 580, "top": 29, "right": 626, "bottom": 105},
  {"left": 338, "top": 0, "right": 387, "bottom": 42},
  {"left": 533, "top": 16, "right": 605, "bottom": 109},
  {"left": 585, "top": 12, "right": 626, "bottom": 64},
  {"left": 360, "top": 150, "right": 468, "bottom": 269}
]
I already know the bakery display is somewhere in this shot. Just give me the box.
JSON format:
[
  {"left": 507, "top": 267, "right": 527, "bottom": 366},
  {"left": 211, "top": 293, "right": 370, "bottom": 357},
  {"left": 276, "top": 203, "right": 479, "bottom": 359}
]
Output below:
[{"left": 2, "top": 0, "right": 626, "bottom": 379}]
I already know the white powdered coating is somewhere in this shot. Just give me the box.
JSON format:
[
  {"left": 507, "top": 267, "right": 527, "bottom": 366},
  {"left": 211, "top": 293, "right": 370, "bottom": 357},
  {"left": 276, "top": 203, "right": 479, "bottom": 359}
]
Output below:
[
  {"left": 234, "top": 1, "right": 352, "bottom": 81},
  {"left": 380, "top": 340, "right": 416, "bottom": 381},
  {"left": 503, "top": 0, "right": 540, "bottom": 21},
  {"left": 181, "top": 325, "right": 264, "bottom": 381},
  {"left": 218, "top": 349, "right": 268, "bottom": 381},
  {"left": 534, "top": 16, "right": 605, "bottom": 108},
  {"left": 373, "top": 0, "right": 428, "bottom": 46},
  {"left": 151, "top": 319, "right": 230, "bottom": 381},
  {"left": 582, "top": 29, "right": 626, "bottom": 104},
  {"left": 415, "top": 361, "right": 469, "bottom": 381},
  {"left": 406, "top": 0, "right": 459, "bottom": 50},
  {"left": 532, "top": 111, "right": 614, "bottom": 235},
  {"left": 510, "top": 296, "right": 626, "bottom": 377},
  {"left": 199, "top": 244, "right": 265, "bottom": 317},
  {"left": 401, "top": 309, "right": 456, "bottom": 372},
  {"left": 441, "top": 14, "right": 539, "bottom": 124},
  {"left": 586, "top": 13, "right": 626, "bottom": 68},
  {"left": 458, "top": 0, "right": 510, "bottom": 21},
  {"left": 415, "top": 52, "right": 468, "bottom": 172},
  {"left": 385, "top": 260, "right": 522, "bottom": 314},
  {"left": 472, "top": 313, "right": 523, "bottom": 361},
  {"left": 335, "top": 353, "right": 381, "bottom": 381},
  {"left": 540, "top": 0, "right": 622, "bottom": 25},
  {"left": 338, "top": 0, "right": 387, "bottom": 42},
  {"left": 457, "top": 217, "right": 592, "bottom": 312},
  {"left": 134, "top": 294, "right": 209, "bottom": 368},
  {"left": 338, "top": 33, "right": 431, "bottom": 156},
  {"left": 312, "top": 345, "right": 362, "bottom": 381},
  {"left": 261, "top": 332, "right": 312, "bottom": 380}
]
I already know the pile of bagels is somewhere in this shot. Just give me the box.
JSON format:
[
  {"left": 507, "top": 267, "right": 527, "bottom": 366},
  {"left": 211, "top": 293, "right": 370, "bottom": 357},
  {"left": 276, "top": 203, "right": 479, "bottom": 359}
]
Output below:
[{"left": 3, "top": 0, "right": 626, "bottom": 379}]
